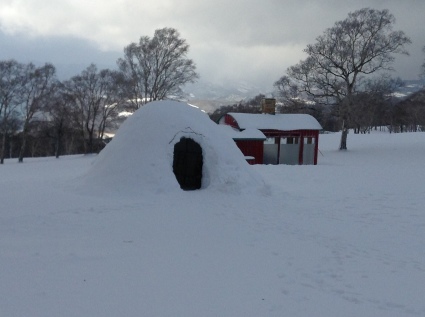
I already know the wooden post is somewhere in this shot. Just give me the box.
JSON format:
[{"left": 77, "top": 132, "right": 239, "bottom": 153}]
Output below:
[
  {"left": 314, "top": 132, "right": 319, "bottom": 165},
  {"left": 298, "top": 136, "right": 304, "bottom": 165}
]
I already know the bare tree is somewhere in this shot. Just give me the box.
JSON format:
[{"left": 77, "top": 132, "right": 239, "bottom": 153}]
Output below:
[
  {"left": 42, "top": 83, "right": 76, "bottom": 158},
  {"left": 273, "top": 75, "right": 303, "bottom": 107},
  {"left": 96, "top": 70, "right": 125, "bottom": 140},
  {"left": 117, "top": 27, "right": 199, "bottom": 110},
  {"left": 275, "top": 8, "right": 411, "bottom": 149},
  {"left": 65, "top": 64, "right": 124, "bottom": 153},
  {"left": 18, "top": 63, "right": 57, "bottom": 163},
  {"left": 0, "top": 60, "right": 25, "bottom": 164}
]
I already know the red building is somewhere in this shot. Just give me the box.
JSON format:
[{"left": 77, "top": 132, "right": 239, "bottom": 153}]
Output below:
[
  {"left": 220, "top": 126, "right": 266, "bottom": 165},
  {"left": 219, "top": 112, "right": 322, "bottom": 165}
]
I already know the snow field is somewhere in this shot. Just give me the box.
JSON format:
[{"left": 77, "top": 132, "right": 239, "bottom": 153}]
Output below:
[{"left": 1, "top": 119, "right": 424, "bottom": 316}]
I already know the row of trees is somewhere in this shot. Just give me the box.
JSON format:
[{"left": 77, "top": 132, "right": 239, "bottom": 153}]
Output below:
[
  {"left": 2, "top": 9, "right": 424, "bottom": 162},
  {"left": 0, "top": 28, "right": 198, "bottom": 163},
  {"left": 391, "top": 88, "right": 425, "bottom": 133},
  {"left": 210, "top": 79, "right": 425, "bottom": 136}
]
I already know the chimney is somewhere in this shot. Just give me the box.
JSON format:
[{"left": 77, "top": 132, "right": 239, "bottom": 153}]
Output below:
[{"left": 261, "top": 98, "right": 276, "bottom": 114}]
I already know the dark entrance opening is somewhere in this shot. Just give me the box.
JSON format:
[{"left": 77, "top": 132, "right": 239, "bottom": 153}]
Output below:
[{"left": 173, "top": 137, "right": 203, "bottom": 190}]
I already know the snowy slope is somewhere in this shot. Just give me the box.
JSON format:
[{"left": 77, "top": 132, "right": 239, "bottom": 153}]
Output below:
[{"left": 1, "top": 131, "right": 425, "bottom": 317}]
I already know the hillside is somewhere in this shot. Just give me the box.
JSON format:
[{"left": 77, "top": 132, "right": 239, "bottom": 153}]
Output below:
[{"left": 185, "top": 78, "right": 425, "bottom": 113}]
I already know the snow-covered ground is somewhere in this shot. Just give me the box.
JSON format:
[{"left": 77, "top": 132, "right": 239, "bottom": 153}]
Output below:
[{"left": 1, "top": 128, "right": 425, "bottom": 316}]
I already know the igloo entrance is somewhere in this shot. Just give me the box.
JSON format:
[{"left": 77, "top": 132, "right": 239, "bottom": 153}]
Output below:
[{"left": 173, "top": 137, "right": 203, "bottom": 190}]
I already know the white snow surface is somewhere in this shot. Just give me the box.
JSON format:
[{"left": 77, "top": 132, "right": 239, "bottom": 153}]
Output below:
[
  {"left": 225, "top": 112, "right": 323, "bottom": 131},
  {"left": 1, "top": 128, "right": 425, "bottom": 317},
  {"left": 220, "top": 125, "right": 267, "bottom": 140}
]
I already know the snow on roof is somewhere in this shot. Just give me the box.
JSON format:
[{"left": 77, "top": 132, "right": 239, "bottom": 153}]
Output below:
[
  {"left": 80, "top": 100, "right": 267, "bottom": 195},
  {"left": 227, "top": 113, "right": 323, "bottom": 131},
  {"left": 219, "top": 125, "right": 266, "bottom": 140}
]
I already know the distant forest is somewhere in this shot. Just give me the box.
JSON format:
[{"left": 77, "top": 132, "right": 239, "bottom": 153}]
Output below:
[{"left": 210, "top": 85, "right": 425, "bottom": 135}]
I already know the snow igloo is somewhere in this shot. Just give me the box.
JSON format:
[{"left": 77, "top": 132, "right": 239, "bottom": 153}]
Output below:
[{"left": 82, "top": 100, "right": 266, "bottom": 195}]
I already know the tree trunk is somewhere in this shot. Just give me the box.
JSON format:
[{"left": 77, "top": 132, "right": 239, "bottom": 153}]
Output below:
[
  {"left": 9, "top": 140, "right": 13, "bottom": 159},
  {"left": 18, "top": 130, "right": 27, "bottom": 163},
  {"left": 55, "top": 121, "right": 63, "bottom": 158},
  {"left": 0, "top": 132, "right": 6, "bottom": 164},
  {"left": 339, "top": 129, "right": 348, "bottom": 150},
  {"left": 55, "top": 135, "right": 61, "bottom": 158},
  {"left": 81, "top": 127, "right": 87, "bottom": 154},
  {"left": 86, "top": 132, "right": 94, "bottom": 154},
  {"left": 339, "top": 120, "right": 348, "bottom": 150}
]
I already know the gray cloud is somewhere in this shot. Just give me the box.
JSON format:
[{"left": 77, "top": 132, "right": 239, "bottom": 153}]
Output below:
[
  {"left": 0, "top": 32, "right": 121, "bottom": 79},
  {"left": 0, "top": 0, "right": 424, "bottom": 88}
]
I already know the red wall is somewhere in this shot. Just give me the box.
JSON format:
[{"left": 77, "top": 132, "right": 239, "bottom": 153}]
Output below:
[{"left": 235, "top": 140, "right": 264, "bottom": 164}]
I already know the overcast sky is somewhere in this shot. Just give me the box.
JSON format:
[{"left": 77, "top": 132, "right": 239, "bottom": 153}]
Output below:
[{"left": 1, "top": 0, "right": 424, "bottom": 89}]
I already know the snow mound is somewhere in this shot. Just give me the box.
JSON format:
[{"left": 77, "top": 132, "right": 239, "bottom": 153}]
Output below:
[{"left": 80, "top": 100, "right": 268, "bottom": 195}]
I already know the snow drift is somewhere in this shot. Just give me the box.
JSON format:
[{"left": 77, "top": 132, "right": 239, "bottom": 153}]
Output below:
[{"left": 80, "top": 100, "right": 267, "bottom": 195}]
